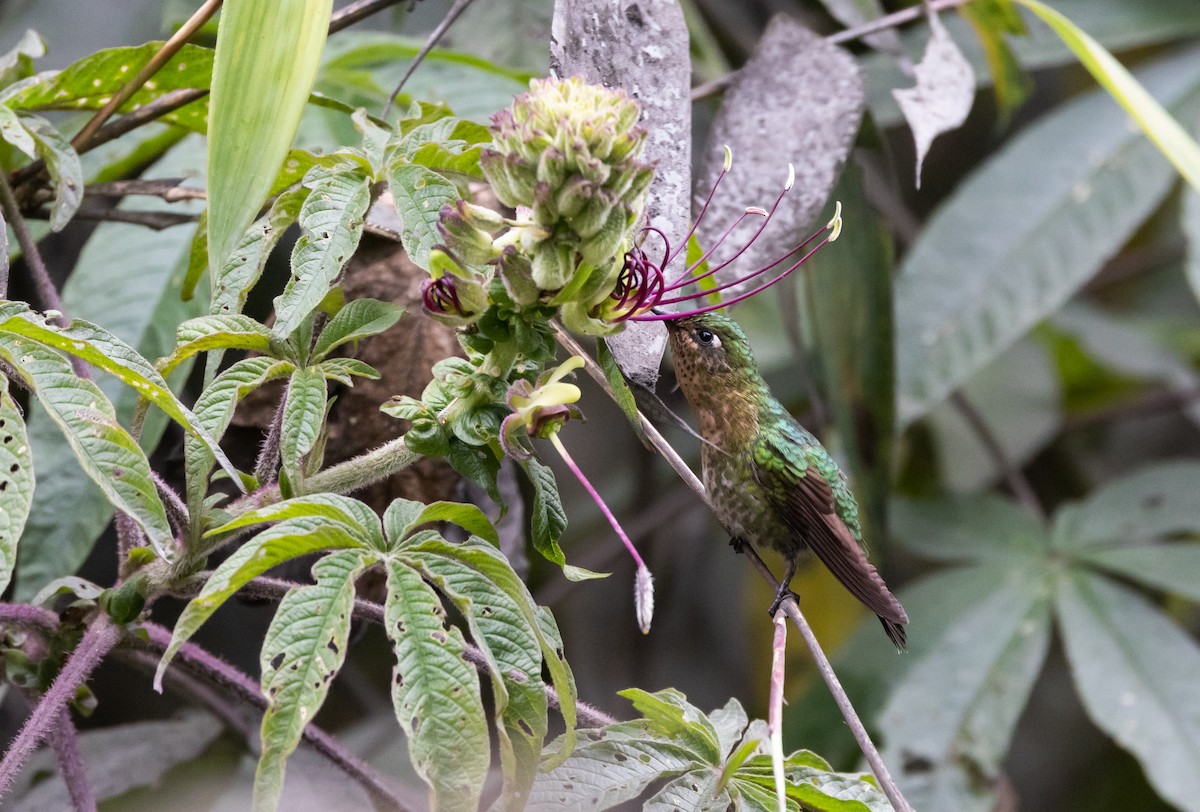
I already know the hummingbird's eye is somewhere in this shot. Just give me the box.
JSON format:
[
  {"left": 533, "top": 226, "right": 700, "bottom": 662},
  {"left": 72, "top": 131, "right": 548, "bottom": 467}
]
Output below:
[{"left": 695, "top": 328, "right": 720, "bottom": 348}]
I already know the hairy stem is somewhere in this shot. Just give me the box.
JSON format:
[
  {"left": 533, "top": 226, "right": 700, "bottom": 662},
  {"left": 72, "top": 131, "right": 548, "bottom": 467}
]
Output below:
[
  {"left": 553, "top": 326, "right": 913, "bottom": 810},
  {"left": 133, "top": 622, "right": 419, "bottom": 812},
  {"left": 0, "top": 616, "right": 121, "bottom": 803},
  {"left": 0, "top": 171, "right": 65, "bottom": 321},
  {"left": 0, "top": 602, "right": 60, "bottom": 634},
  {"left": 46, "top": 714, "right": 97, "bottom": 812}
]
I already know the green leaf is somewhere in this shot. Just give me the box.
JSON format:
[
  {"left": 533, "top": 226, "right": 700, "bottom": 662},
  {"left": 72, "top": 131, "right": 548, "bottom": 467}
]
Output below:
[
  {"left": 618, "top": 688, "right": 722, "bottom": 764},
  {"left": 392, "top": 117, "right": 490, "bottom": 179},
  {"left": 10, "top": 112, "right": 82, "bottom": 230},
  {"left": 1052, "top": 460, "right": 1200, "bottom": 550},
  {"left": 0, "top": 375, "right": 34, "bottom": 594},
  {"left": 184, "top": 357, "right": 293, "bottom": 536},
  {"left": 446, "top": 439, "right": 506, "bottom": 510},
  {"left": 386, "top": 500, "right": 499, "bottom": 547},
  {"left": 1057, "top": 571, "right": 1200, "bottom": 810},
  {"left": 155, "top": 517, "right": 368, "bottom": 690},
  {"left": 0, "top": 29, "right": 45, "bottom": 91},
  {"left": 804, "top": 164, "right": 894, "bottom": 543},
  {"left": 159, "top": 314, "right": 276, "bottom": 377},
  {"left": 210, "top": 493, "right": 382, "bottom": 547},
  {"left": 516, "top": 456, "right": 606, "bottom": 582},
  {"left": 255, "top": 550, "right": 370, "bottom": 811},
  {"left": 411, "top": 541, "right": 548, "bottom": 806},
  {"left": 316, "top": 357, "right": 379, "bottom": 385},
  {"left": 596, "top": 338, "right": 647, "bottom": 445},
  {"left": 384, "top": 557, "right": 489, "bottom": 812},
  {"left": 643, "top": 771, "right": 728, "bottom": 812},
  {"left": 0, "top": 339, "right": 173, "bottom": 559},
  {"left": 0, "top": 305, "right": 238, "bottom": 483},
  {"left": 880, "top": 568, "right": 1052, "bottom": 809},
  {"left": 280, "top": 367, "right": 327, "bottom": 486},
  {"left": 1014, "top": 0, "right": 1200, "bottom": 192},
  {"left": 1186, "top": 182, "right": 1200, "bottom": 304},
  {"left": 958, "top": 0, "right": 1032, "bottom": 121},
  {"left": 1080, "top": 544, "right": 1200, "bottom": 604},
  {"left": 891, "top": 494, "right": 1046, "bottom": 563},
  {"left": 206, "top": 0, "right": 333, "bottom": 274},
  {"left": 311, "top": 298, "right": 404, "bottom": 361},
  {"left": 895, "top": 47, "right": 1200, "bottom": 423},
  {"left": 386, "top": 163, "right": 460, "bottom": 271},
  {"left": 272, "top": 168, "right": 372, "bottom": 339}
]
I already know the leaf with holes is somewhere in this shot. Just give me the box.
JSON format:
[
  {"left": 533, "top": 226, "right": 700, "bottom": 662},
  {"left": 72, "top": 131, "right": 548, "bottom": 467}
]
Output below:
[
  {"left": 155, "top": 516, "right": 370, "bottom": 691},
  {"left": 895, "top": 48, "right": 1200, "bottom": 424},
  {"left": 280, "top": 368, "right": 327, "bottom": 486},
  {"left": 0, "top": 339, "right": 172, "bottom": 559},
  {"left": 387, "top": 163, "right": 460, "bottom": 271},
  {"left": 0, "top": 375, "right": 34, "bottom": 594},
  {"left": 311, "top": 298, "right": 404, "bottom": 361},
  {"left": 272, "top": 168, "right": 371, "bottom": 339},
  {"left": 255, "top": 549, "right": 372, "bottom": 811},
  {"left": 384, "top": 557, "right": 489, "bottom": 812}
]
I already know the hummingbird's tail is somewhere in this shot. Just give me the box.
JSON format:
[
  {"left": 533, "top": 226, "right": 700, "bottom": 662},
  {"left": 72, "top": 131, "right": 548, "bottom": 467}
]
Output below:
[{"left": 879, "top": 616, "right": 907, "bottom": 652}]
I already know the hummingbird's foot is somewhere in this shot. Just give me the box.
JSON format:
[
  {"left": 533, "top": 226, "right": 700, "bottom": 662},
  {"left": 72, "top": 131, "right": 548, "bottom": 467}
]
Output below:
[
  {"left": 768, "top": 586, "right": 799, "bottom": 618},
  {"left": 729, "top": 536, "right": 747, "bottom": 554}
]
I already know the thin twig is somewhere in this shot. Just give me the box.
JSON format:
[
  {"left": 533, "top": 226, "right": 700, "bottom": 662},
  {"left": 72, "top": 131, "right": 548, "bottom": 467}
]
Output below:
[
  {"left": 45, "top": 714, "right": 97, "bottom": 812},
  {"left": 383, "top": 0, "right": 478, "bottom": 117},
  {"left": 25, "top": 204, "right": 197, "bottom": 231},
  {"left": 71, "top": 0, "right": 224, "bottom": 151},
  {"left": 0, "top": 616, "right": 122, "bottom": 803},
  {"left": 690, "top": 0, "right": 974, "bottom": 101},
  {"left": 552, "top": 326, "right": 913, "bottom": 810},
  {"left": 1063, "top": 386, "right": 1200, "bottom": 432},
  {"left": 950, "top": 391, "right": 1044, "bottom": 519},
  {"left": 329, "top": 0, "right": 409, "bottom": 34},
  {"left": 84, "top": 179, "right": 207, "bottom": 202},
  {"left": 0, "top": 171, "right": 65, "bottom": 321},
  {"left": 133, "top": 622, "right": 417, "bottom": 812}
]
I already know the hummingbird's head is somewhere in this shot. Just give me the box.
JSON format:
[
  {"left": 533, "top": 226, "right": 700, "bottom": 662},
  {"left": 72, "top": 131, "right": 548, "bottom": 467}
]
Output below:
[{"left": 665, "top": 312, "right": 760, "bottom": 397}]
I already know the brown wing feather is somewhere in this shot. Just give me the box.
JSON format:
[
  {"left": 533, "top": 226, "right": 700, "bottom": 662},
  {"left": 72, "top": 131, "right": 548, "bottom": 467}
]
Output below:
[{"left": 752, "top": 451, "right": 909, "bottom": 645}]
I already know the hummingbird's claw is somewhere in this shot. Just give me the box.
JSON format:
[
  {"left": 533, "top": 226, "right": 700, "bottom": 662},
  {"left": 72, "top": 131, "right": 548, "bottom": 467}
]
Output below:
[
  {"left": 768, "top": 587, "right": 799, "bottom": 618},
  {"left": 729, "top": 536, "right": 747, "bottom": 554}
]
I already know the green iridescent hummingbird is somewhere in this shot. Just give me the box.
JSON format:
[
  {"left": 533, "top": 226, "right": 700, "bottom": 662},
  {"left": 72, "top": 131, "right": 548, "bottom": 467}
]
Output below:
[{"left": 666, "top": 312, "right": 908, "bottom": 649}]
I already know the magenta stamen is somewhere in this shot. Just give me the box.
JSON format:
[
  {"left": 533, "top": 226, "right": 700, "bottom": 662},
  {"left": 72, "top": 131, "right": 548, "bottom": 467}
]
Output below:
[
  {"left": 663, "top": 164, "right": 730, "bottom": 267},
  {"left": 630, "top": 233, "right": 833, "bottom": 321}
]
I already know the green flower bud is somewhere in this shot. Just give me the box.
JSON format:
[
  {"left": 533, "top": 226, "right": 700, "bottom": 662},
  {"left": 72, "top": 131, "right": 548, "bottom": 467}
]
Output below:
[
  {"left": 496, "top": 246, "right": 540, "bottom": 306},
  {"left": 531, "top": 241, "right": 577, "bottom": 291},
  {"left": 438, "top": 202, "right": 498, "bottom": 266},
  {"left": 405, "top": 417, "right": 450, "bottom": 457}
]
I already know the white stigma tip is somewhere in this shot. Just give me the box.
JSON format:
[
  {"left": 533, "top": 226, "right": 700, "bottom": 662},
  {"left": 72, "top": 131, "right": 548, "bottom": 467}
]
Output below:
[
  {"left": 746, "top": 206, "right": 768, "bottom": 217},
  {"left": 722, "top": 145, "right": 733, "bottom": 172},
  {"left": 827, "top": 200, "right": 843, "bottom": 242},
  {"left": 635, "top": 566, "right": 655, "bottom": 635},
  {"left": 785, "top": 163, "right": 795, "bottom": 191}
]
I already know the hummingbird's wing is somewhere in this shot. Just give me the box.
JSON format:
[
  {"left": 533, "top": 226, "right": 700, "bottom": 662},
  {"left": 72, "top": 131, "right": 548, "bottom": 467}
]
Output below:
[{"left": 750, "top": 423, "right": 909, "bottom": 641}]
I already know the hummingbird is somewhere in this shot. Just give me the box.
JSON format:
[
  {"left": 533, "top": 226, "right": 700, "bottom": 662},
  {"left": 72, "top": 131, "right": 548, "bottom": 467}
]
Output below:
[{"left": 665, "top": 311, "right": 908, "bottom": 649}]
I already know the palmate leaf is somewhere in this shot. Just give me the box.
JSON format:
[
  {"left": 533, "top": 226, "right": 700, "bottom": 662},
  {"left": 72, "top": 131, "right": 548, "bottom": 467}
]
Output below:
[
  {"left": 272, "top": 167, "right": 372, "bottom": 339},
  {"left": 255, "top": 549, "right": 372, "bottom": 811},
  {"left": 384, "top": 558, "right": 489, "bottom": 812},
  {"left": 895, "top": 47, "right": 1200, "bottom": 423},
  {"left": 0, "top": 303, "right": 239, "bottom": 483},
  {"left": 0, "top": 339, "right": 173, "bottom": 558},
  {"left": 1057, "top": 571, "right": 1200, "bottom": 810},
  {"left": 207, "top": 0, "right": 332, "bottom": 275},
  {"left": 0, "top": 375, "right": 34, "bottom": 594},
  {"left": 154, "top": 515, "right": 371, "bottom": 691}
]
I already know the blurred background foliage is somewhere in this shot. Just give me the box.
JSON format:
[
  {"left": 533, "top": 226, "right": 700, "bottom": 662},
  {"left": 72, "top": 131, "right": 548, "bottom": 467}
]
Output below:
[{"left": 3, "top": 0, "right": 1200, "bottom": 809}]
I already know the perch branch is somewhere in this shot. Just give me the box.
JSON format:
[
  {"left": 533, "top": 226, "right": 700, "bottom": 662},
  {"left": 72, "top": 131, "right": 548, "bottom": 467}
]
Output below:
[{"left": 552, "top": 325, "right": 914, "bottom": 811}]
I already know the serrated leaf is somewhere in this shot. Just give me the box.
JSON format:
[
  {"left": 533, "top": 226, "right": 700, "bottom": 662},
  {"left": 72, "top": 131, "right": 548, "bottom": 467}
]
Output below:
[
  {"left": 12, "top": 112, "right": 82, "bottom": 230},
  {"left": 311, "top": 297, "right": 404, "bottom": 361},
  {"left": 207, "top": 0, "right": 333, "bottom": 274},
  {"left": 0, "top": 375, "right": 34, "bottom": 594},
  {"left": 255, "top": 550, "right": 370, "bottom": 811},
  {"left": 384, "top": 557, "right": 489, "bottom": 812},
  {"left": 895, "top": 48, "right": 1200, "bottom": 423},
  {"left": 891, "top": 494, "right": 1046, "bottom": 563},
  {"left": 317, "top": 357, "right": 379, "bottom": 385},
  {"left": 892, "top": 11, "right": 975, "bottom": 188},
  {"left": 272, "top": 168, "right": 371, "bottom": 339},
  {"left": 1057, "top": 571, "right": 1200, "bottom": 810},
  {"left": 412, "top": 540, "right": 548, "bottom": 806},
  {"left": 184, "top": 357, "right": 294, "bottom": 537},
  {"left": 155, "top": 518, "right": 368, "bottom": 691},
  {"left": 0, "top": 305, "right": 238, "bottom": 483},
  {"left": 159, "top": 314, "right": 275, "bottom": 377},
  {"left": 880, "top": 568, "right": 1052, "bottom": 802},
  {"left": 210, "top": 185, "right": 310, "bottom": 318},
  {"left": 644, "top": 770, "right": 728, "bottom": 812},
  {"left": 0, "top": 339, "right": 173, "bottom": 559},
  {"left": 447, "top": 439, "right": 506, "bottom": 510},
  {"left": 389, "top": 501, "right": 499, "bottom": 547},
  {"left": 280, "top": 367, "right": 327, "bottom": 486},
  {"left": 517, "top": 456, "right": 605, "bottom": 582},
  {"left": 618, "top": 688, "right": 722, "bottom": 764},
  {"left": 386, "top": 163, "right": 460, "bottom": 271},
  {"left": 1052, "top": 460, "right": 1200, "bottom": 550},
  {"left": 392, "top": 117, "right": 490, "bottom": 179},
  {"left": 210, "top": 493, "right": 382, "bottom": 546}
]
